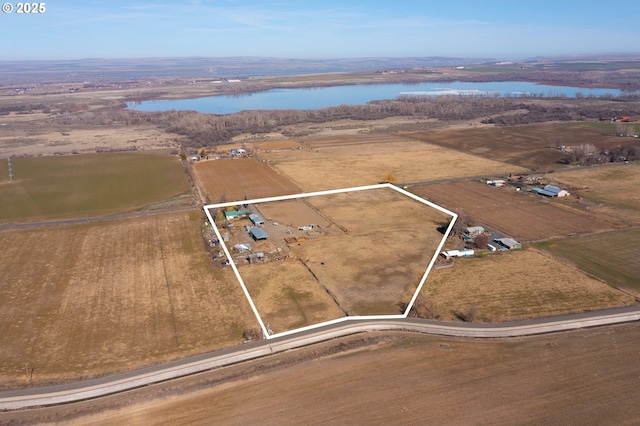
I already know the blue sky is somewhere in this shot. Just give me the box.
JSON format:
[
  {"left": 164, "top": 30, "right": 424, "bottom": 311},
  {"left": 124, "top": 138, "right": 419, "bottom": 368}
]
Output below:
[{"left": 1, "top": 0, "right": 639, "bottom": 61}]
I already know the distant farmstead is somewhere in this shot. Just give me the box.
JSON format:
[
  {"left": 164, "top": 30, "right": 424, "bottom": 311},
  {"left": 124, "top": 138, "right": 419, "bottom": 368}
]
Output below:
[{"left": 532, "top": 185, "right": 570, "bottom": 198}]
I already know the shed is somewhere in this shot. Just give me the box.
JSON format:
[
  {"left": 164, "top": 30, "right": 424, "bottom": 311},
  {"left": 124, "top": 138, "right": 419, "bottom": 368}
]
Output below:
[
  {"left": 250, "top": 228, "right": 268, "bottom": 240},
  {"left": 494, "top": 237, "right": 522, "bottom": 250},
  {"left": 248, "top": 252, "right": 265, "bottom": 264},
  {"left": 543, "top": 185, "right": 570, "bottom": 197},
  {"left": 249, "top": 214, "right": 265, "bottom": 226}
]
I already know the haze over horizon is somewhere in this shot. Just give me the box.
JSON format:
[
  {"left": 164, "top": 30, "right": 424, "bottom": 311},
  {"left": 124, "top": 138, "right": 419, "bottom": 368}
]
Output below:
[{"left": 1, "top": 0, "right": 639, "bottom": 62}]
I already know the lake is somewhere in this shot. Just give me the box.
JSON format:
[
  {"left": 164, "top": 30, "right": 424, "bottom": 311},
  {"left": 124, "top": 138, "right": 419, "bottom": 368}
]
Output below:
[{"left": 127, "top": 81, "right": 622, "bottom": 114}]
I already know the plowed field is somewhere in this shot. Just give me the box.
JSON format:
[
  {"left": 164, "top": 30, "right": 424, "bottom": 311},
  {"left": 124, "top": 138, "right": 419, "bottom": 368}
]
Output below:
[
  {"left": 0, "top": 211, "right": 256, "bottom": 389},
  {"left": 193, "top": 158, "right": 301, "bottom": 202}
]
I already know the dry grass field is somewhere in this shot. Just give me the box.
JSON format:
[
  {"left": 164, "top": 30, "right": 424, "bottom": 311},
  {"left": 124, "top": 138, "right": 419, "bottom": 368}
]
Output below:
[
  {"left": 255, "top": 199, "right": 330, "bottom": 228},
  {"left": 238, "top": 260, "right": 345, "bottom": 333},
  {"left": 402, "top": 122, "right": 624, "bottom": 171},
  {"left": 553, "top": 162, "right": 640, "bottom": 223},
  {"left": 412, "top": 181, "right": 623, "bottom": 241},
  {"left": 0, "top": 211, "right": 256, "bottom": 389},
  {"left": 536, "top": 228, "right": 640, "bottom": 295},
  {"left": 289, "top": 188, "right": 450, "bottom": 315},
  {"left": 0, "top": 152, "right": 192, "bottom": 224},
  {"left": 416, "top": 249, "right": 636, "bottom": 322},
  {"left": 26, "top": 324, "right": 640, "bottom": 426},
  {"left": 271, "top": 135, "right": 520, "bottom": 192},
  {"left": 0, "top": 123, "right": 180, "bottom": 157},
  {"left": 193, "top": 158, "right": 301, "bottom": 202}
]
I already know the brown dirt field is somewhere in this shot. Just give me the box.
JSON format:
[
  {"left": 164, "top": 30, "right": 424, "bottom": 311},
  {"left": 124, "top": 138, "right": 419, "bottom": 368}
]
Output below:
[
  {"left": 0, "top": 211, "right": 257, "bottom": 389},
  {"left": 22, "top": 325, "right": 640, "bottom": 426},
  {"left": 193, "top": 158, "right": 301, "bottom": 202},
  {"left": 402, "top": 122, "right": 624, "bottom": 171},
  {"left": 238, "top": 260, "right": 345, "bottom": 333},
  {"left": 553, "top": 162, "right": 640, "bottom": 224},
  {"left": 255, "top": 199, "right": 330, "bottom": 228},
  {"left": 416, "top": 249, "right": 636, "bottom": 322},
  {"left": 412, "top": 181, "right": 624, "bottom": 241},
  {"left": 272, "top": 137, "right": 520, "bottom": 192},
  {"left": 288, "top": 188, "right": 450, "bottom": 315}
]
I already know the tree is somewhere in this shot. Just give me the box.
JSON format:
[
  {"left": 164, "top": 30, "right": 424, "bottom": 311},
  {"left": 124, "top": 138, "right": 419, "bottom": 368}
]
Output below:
[{"left": 474, "top": 233, "right": 489, "bottom": 249}]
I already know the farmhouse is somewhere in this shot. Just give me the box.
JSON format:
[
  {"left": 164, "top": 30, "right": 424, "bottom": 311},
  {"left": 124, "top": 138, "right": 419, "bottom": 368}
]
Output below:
[
  {"left": 494, "top": 237, "right": 522, "bottom": 250},
  {"left": 250, "top": 214, "right": 265, "bottom": 226},
  {"left": 487, "top": 180, "right": 505, "bottom": 187},
  {"left": 250, "top": 228, "right": 268, "bottom": 241},
  {"left": 225, "top": 210, "right": 252, "bottom": 220},
  {"left": 532, "top": 185, "right": 569, "bottom": 197},
  {"left": 231, "top": 148, "right": 247, "bottom": 157},
  {"left": 465, "top": 226, "right": 486, "bottom": 237}
]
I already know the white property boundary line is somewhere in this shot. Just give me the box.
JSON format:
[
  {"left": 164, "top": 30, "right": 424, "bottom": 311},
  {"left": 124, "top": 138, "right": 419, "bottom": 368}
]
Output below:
[{"left": 203, "top": 183, "right": 457, "bottom": 340}]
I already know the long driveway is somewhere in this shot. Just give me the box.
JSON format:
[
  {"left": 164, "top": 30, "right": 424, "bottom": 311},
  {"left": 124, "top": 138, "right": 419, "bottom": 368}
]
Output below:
[{"left": 1, "top": 305, "right": 638, "bottom": 411}]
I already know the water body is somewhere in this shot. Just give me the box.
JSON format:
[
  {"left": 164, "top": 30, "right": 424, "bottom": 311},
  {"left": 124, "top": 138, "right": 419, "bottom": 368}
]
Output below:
[{"left": 127, "top": 81, "right": 622, "bottom": 115}]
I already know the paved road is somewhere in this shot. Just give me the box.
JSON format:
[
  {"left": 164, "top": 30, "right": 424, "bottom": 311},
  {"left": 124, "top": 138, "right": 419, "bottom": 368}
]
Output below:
[{"left": 1, "top": 305, "right": 638, "bottom": 410}]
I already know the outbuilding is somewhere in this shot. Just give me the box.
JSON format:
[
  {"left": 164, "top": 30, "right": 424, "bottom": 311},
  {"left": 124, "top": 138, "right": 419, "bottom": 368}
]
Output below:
[
  {"left": 249, "top": 214, "right": 265, "bottom": 226},
  {"left": 250, "top": 228, "right": 268, "bottom": 241},
  {"left": 494, "top": 237, "right": 522, "bottom": 250}
]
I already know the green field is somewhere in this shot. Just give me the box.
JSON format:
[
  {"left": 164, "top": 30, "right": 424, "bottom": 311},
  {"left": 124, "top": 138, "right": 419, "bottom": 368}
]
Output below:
[
  {"left": 0, "top": 152, "right": 191, "bottom": 223},
  {"left": 535, "top": 228, "right": 640, "bottom": 294}
]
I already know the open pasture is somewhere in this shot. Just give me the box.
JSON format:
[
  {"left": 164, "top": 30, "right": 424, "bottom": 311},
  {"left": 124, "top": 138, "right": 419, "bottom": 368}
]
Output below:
[
  {"left": 0, "top": 152, "right": 192, "bottom": 224},
  {"left": 0, "top": 124, "right": 180, "bottom": 158},
  {"left": 238, "top": 260, "right": 345, "bottom": 334},
  {"left": 272, "top": 137, "right": 519, "bottom": 192},
  {"left": 553, "top": 163, "right": 640, "bottom": 224},
  {"left": 536, "top": 228, "right": 640, "bottom": 295},
  {"left": 248, "top": 140, "right": 301, "bottom": 150},
  {"left": 0, "top": 211, "right": 256, "bottom": 388},
  {"left": 403, "top": 122, "right": 622, "bottom": 171},
  {"left": 193, "top": 158, "right": 301, "bottom": 202},
  {"left": 416, "top": 249, "right": 636, "bottom": 322},
  {"left": 289, "top": 188, "right": 451, "bottom": 315},
  {"left": 412, "top": 181, "right": 623, "bottom": 241},
  {"left": 255, "top": 199, "right": 330, "bottom": 228}
]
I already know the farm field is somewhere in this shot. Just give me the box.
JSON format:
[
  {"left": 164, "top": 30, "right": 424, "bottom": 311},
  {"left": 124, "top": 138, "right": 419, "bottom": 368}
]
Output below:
[
  {"left": 415, "top": 249, "right": 636, "bottom": 322},
  {"left": 0, "top": 152, "right": 192, "bottom": 224},
  {"left": 402, "top": 122, "right": 623, "bottom": 171},
  {"left": 553, "top": 162, "right": 640, "bottom": 223},
  {"left": 32, "top": 324, "right": 640, "bottom": 426},
  {"left": 0, "top": 124, "right": 181, "bottom": 158},
  {"left": 219, "top": 187, "right": 451, "bottom": 327},
  {"left": 0, "top": 211, "right": 256, "bottom": 388},
  {"left": 535, "top": 228, "right": 640, "bottom": 295},
  {"left": 292, "top": 188, "right": 450, "bottom": 316},
  {"left": 412, "top": 181, "right": 624, "bottom": 241},
  {"left": 272, "top": 136, "right": 520, "bottom": 192},
  {"left": 193, "top": 158, "right": 301, "bottom": 202},
  {"left": 239, "top": 260, "right": 345, "bottom": 333}
]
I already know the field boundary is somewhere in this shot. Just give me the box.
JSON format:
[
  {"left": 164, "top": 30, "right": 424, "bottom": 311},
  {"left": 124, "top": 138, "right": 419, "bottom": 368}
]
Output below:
[{"left": 204, "top": 183, "right": 457, "bottom": 339}]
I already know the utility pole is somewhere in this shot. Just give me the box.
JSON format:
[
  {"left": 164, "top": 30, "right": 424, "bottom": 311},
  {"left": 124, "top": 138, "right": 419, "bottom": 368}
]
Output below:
[{"left": 7, "top": 157, "right": 13, "bottom": 183}]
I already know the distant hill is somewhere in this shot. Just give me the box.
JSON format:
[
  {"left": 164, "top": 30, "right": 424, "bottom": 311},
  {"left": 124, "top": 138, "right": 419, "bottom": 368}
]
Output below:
[{"left": 0, "top": 56, "right": 494, "bottom": 84}]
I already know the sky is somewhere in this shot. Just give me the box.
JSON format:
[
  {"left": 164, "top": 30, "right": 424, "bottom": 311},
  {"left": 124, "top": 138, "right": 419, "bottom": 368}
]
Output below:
[{"left": 1, "top": 0, "right": 639, "bottom": 61}]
